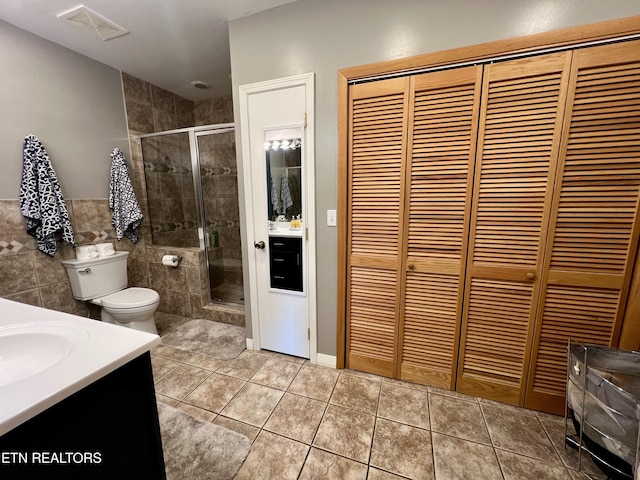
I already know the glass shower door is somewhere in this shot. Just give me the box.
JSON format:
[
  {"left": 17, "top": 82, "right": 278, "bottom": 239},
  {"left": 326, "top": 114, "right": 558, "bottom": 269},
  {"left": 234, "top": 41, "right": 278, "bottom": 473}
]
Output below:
[{"left": 195, "top": 130, "right": 244, "bottom": 304}]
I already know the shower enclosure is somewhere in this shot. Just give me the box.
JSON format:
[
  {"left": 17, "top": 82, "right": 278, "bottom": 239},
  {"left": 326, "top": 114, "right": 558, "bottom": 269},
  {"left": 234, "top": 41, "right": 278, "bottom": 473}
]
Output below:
[{"left": 139, "top": 124, "right": 243, "bottom": 305}]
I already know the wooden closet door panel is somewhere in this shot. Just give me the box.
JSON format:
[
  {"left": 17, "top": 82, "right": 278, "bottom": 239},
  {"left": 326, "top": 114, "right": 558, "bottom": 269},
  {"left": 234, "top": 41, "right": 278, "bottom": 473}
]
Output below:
[
  {"left": 525, "top": 40, "right": 640, "bottom": 414},
  {"left": 457, "top": 52, "right": 572, "bottom": 405},
  {"left": 399, "top": 67, "right": 482, "bottom": 389},
  {"left": 347, "top": 78, "right": 409, "bottom": 377}
]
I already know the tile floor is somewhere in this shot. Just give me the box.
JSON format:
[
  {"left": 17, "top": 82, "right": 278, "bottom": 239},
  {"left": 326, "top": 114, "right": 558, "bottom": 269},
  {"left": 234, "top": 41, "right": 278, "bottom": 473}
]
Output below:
[{"left": 151, "top": 313, "right": 605, "bottom": 480}]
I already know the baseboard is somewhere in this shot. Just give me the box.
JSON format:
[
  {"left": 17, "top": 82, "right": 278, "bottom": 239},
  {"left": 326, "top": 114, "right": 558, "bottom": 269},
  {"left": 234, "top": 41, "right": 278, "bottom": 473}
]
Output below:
[
  {"left": 246, "top": 338, "right": 253, "bottom": 350},
  {"left": 315, "top": 353, "right": 336, "bottom": 369}
]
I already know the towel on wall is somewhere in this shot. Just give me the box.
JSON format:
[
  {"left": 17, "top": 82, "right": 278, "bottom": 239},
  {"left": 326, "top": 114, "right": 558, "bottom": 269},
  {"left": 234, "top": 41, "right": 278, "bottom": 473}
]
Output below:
[
  {"left": 109, "top": 148, "right": 143, "bottom": 243},
  {"left": 280, "top": 175, "right": 294, "bottom": 214},
  {"left": 19, "top": 134, "right": 76, "bottom": 256}
]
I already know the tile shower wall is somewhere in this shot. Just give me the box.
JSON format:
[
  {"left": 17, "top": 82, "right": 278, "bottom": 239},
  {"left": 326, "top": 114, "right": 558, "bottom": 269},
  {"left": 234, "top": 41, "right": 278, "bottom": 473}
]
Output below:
[
  {"left": 195, "top": 95, "right": 234, "bottom": 125},
  {"left": 122, "top": 72, "right": 198, "bottom": 248},
  {"left": 123, "top": 74, "right": 244, "bottom": 326}
]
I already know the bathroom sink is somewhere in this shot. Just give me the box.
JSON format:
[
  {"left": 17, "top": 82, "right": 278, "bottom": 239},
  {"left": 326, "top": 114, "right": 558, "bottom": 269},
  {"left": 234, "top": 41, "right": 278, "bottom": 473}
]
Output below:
[{"left": 0, "top": 322, "right": 88, "bottom": 387}]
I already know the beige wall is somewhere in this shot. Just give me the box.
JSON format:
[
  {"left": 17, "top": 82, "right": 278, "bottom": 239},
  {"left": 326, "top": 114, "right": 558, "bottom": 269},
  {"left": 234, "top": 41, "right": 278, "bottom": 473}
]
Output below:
[{"left": 228, "top": 0, "right": 640, "bottom": 355}]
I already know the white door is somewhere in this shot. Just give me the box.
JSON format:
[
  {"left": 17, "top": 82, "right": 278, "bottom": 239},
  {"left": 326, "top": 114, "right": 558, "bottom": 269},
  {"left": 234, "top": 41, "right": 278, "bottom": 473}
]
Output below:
[{"left": 239, "top": 74, "right": 315, "bottom": 360}]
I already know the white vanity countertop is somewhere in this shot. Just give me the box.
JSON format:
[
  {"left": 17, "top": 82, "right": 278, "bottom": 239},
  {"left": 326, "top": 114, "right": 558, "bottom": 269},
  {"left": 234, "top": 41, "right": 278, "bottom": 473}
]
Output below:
[
  {"left": 0, "top": 298, "right": 160, "bottom": 436},
  {"left": 268, "top": 228, "right": 303, "bottom": 237}
]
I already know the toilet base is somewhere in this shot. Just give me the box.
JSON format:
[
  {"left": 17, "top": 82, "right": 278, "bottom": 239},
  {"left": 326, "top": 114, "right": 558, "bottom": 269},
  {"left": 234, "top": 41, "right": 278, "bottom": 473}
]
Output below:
[{"left": 101, "top": 309, "right": 158, "bottom": 335}]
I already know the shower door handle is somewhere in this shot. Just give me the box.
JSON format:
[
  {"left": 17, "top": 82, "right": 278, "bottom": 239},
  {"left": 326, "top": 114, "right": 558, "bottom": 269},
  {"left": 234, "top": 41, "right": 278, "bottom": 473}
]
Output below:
[{"left": 254, "top": 241, "right": 265, "bottom": 249}]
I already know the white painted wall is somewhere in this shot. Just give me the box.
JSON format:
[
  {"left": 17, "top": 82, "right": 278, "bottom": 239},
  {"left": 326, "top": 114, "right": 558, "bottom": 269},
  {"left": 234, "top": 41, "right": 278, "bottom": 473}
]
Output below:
[
  {"left": 229, "top": 0, "right": 640, "bottom": 355},
  {"left": 0, "top": 20, "right": 130, "bottom": 200}
]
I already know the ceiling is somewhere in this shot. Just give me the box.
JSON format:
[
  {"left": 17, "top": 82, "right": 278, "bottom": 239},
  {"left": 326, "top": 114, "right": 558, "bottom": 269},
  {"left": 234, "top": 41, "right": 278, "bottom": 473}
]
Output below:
[{"left": 0, "top": 0, "right": 300, "bottom": 101}]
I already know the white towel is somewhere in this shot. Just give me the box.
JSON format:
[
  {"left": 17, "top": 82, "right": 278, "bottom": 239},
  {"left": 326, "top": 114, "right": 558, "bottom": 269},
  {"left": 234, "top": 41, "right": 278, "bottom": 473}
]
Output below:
[
  {"left": 280, "top": 175, "right": 293, "bottom": 214},
  {"left": 109, "top": 148, "right": 143, "bottom": 243},
  {"left": 19, "top": 135, "right": 76, "bottom": 256}
]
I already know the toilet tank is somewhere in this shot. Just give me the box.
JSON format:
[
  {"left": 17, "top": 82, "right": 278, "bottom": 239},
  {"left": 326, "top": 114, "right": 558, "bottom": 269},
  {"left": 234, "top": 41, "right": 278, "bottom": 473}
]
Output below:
[{"left": 61, "top": 251, "right": 129, "bottom": 301}]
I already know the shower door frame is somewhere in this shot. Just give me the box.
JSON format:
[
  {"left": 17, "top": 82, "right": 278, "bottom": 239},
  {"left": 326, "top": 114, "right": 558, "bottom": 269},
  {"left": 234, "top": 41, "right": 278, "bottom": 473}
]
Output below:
[{"left": 139, "top": 123, "right": 238, "bottom": 306}]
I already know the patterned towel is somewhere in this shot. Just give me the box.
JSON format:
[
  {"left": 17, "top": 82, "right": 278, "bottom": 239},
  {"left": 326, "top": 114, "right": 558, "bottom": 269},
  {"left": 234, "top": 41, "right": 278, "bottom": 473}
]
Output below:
[
  {"left": 280, "top": 175, "right": 293, "bottom": 214},
  {"left": 109, "top": 148, "right": 143, "bottom": 243},
  {"left": 19, "top": 135, "right": 76, "bottom": 256},
  {"left": 271, "top": 177, "right": 281, "bottom": 215}
]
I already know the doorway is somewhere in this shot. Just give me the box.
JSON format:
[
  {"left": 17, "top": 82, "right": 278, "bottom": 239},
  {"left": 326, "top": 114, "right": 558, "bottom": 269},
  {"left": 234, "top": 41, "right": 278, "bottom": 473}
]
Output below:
[{"left": 239, "top": 73, "right": 317, "bottom": 361}]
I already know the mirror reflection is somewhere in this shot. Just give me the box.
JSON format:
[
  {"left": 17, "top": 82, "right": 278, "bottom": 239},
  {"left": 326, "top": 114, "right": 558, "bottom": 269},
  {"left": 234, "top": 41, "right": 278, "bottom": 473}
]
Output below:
[{"left": 266, "top": 138, "right": 302, "bottom": 222}]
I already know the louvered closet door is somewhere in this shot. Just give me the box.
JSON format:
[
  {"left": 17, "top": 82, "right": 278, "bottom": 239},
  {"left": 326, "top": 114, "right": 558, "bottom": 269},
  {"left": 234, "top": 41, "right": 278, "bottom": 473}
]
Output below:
[
  {"left": 525, "top": 40, "right": 640, "bottom": 414},
  {"left": 346, "top": 78, "right": 409, "bottom": 377},
  {"left": 398, "top": 67, "right": 482, "bottom": 389},
  {"left": 456, "top": 52, "right": 572, "bottom": 405}
]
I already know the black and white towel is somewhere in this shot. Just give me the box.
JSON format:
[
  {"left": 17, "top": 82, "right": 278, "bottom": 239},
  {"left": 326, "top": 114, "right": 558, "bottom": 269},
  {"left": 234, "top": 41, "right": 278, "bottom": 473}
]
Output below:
[
  {"left": 280, "top": 175, "right": 293, "bottom": 214},
  {"left": 109, "top": 148, "right": 143, "bottom": 243},
  {"left": 19, "top": 134, "right": 76, "bottom": 256}
]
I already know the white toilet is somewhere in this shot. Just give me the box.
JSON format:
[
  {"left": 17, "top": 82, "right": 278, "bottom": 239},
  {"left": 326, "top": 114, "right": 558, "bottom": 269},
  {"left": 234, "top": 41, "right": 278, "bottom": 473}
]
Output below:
[{"left": 62, "top": 251, "right": 160, "bottom": 334}]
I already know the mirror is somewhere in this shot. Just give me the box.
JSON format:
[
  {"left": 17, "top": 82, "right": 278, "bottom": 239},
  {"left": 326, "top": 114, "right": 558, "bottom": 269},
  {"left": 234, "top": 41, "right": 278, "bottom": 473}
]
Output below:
[{"left": 265, "top": 138, "right": 302, "bottom": 222}]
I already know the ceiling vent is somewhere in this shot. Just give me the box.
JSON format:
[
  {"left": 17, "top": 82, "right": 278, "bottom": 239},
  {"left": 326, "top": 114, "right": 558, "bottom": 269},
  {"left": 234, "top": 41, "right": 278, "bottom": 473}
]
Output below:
[{"left": 57, "top": 5, "right": 128, "bottom": 41}]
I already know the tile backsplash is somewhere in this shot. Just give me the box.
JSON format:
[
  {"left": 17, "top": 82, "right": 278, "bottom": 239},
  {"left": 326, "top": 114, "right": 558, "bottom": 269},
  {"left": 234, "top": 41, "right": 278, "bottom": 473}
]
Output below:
[{"left": 0, "top": 198, "right": 147, "bottom": 316}]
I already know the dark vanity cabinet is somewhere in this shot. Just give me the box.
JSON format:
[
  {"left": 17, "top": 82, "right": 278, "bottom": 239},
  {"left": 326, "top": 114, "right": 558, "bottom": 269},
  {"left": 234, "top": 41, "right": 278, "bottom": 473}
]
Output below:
[
  {"left": 269, "top": 236, "right": 303, "bottom": 292},
  {"left": 0, "top": 353, "right": 166, "bottom": 480}
]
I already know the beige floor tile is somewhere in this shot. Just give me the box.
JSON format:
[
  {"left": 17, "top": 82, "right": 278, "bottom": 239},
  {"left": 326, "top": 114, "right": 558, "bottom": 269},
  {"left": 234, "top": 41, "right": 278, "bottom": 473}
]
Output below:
[
  {"left": 152, "top": 344, "right": 193, "bottom": 362},
  {"left": 367, "top": 467, "right": 407, "bottom": 479},
  {"left": 429, "top": 393, "right": 491, "bottom": 445},
  {"left": 220, "top": 382, "right": 284, "bottom": 427},
  {"left": 313, "top": 404, "right": 376, "bottom": 463},
  {"left": 381, "top": 377, "right": 430, "bottom": 393},
  {"left": 213, "top": 415, "right": 260, "bottom": 442},
  {"left": 183, "top": 352, "right": 224, "bottom": 371},
  {"left": 299, "top": 447, "right": 368, "bottom": 480},
  {"left": 538, "top": 417, "right": 605, "bottom": 477},
  {"left": 260, "top": 349, "right": 307, "bottom": 364},
  {"left": 496, "top": 449, "right": 574, "bottom": 480},
  {"left": 175, "top": 402, "right": 216, "bottom": 422},
  {"left": 288, "top": 364, "right": 340, "bottom": 402},
  {"left": 235, "top": 430, "right": 309, "bottom": 480},
  {"left": 250, "top": 357, "right": 303, "bottom": 390},
  {"left": 150, "top": 354, "right": 181, "bottom": 382},
  {"left": 216, "top": 350, "right": 268, "bottom": 380},
  {"left": 370, "top": 418, "right": 433, "bottom": 479},
  {"left": 432, "top": 432, "right": 502, "bottom": 480},
  {"left": 155, "top": 393, "right": 179, "bottom": 407},
  {"left": 428, "top": 386, "right": 479, "bottom": 403},
  {"left": 153, "top": 363, "right": 211, "bottom": 400},
  {"left": 482, "top": 404, "right": 562, "bottom": 465},
  {"left": 330, "top": 373, "right": 381, "bottom": 415},
  {"left": 264, "top": 392, "right": 326, "bottom": 444},
  {"left": 183, "top": 372, "right": 245, "bottom": 413},
  {"left": 378, "top": 382, "right": 430, "bottom": 430}
]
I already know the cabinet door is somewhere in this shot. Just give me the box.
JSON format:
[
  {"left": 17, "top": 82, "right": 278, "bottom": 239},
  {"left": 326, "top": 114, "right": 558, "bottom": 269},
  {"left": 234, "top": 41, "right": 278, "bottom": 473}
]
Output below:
[
  {"left": 457, "top": 52, "right": 572, "bottom": 405},
  {"left": 525, "top": 40, "right": 640, "bottom": 414},
  {"left": 346, "top": 78, "right": 410, "bottom": 377},
  {"left": 398, "top": 67, "right": 482, "bottom": 389}
]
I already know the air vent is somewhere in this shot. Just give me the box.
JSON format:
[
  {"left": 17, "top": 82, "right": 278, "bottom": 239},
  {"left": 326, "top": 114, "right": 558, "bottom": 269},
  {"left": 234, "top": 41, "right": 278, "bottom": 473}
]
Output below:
[{"left": 57, "top": 5, "right": 128, "bottom": 41}]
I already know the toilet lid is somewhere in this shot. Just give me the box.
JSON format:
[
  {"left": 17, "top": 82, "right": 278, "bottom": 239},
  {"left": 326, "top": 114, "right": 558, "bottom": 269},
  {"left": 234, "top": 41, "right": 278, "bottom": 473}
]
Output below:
[{"left": 101, "top": 287, "right": 159, "bottom": 309}]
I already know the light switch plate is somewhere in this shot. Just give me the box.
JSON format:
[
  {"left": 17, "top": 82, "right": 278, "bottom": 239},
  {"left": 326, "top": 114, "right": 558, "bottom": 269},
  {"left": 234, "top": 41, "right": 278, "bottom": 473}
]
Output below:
[{"left": 327, "top": 209, "right": 337, "bottom": 227}]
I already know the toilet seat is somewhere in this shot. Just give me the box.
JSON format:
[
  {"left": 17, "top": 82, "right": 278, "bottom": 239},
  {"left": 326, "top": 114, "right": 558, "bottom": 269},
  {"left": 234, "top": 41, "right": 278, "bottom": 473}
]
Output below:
[{"left": 100, "top": 287, "right": 159, "bottom": 310}]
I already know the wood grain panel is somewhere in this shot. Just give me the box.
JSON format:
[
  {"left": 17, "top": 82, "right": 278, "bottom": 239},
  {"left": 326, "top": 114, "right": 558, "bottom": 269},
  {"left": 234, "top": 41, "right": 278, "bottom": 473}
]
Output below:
[
  {"left": 346, "top": 78, "right": 409, "bottom": 377},
  {"left": 525, "top": 40, "right": 640, "bottom": 414},
  {"left": 398, "top": 67, "right": 482, "bottom": 389},
  {"left": 458, "top": 52, "right": 572, "bottom": 405}
]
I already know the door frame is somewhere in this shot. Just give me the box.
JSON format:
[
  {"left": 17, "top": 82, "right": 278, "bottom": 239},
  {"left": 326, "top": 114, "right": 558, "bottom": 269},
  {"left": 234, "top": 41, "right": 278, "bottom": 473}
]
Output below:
[{"left": 238, "top": 73, "right": 317, "bottom": 363}]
